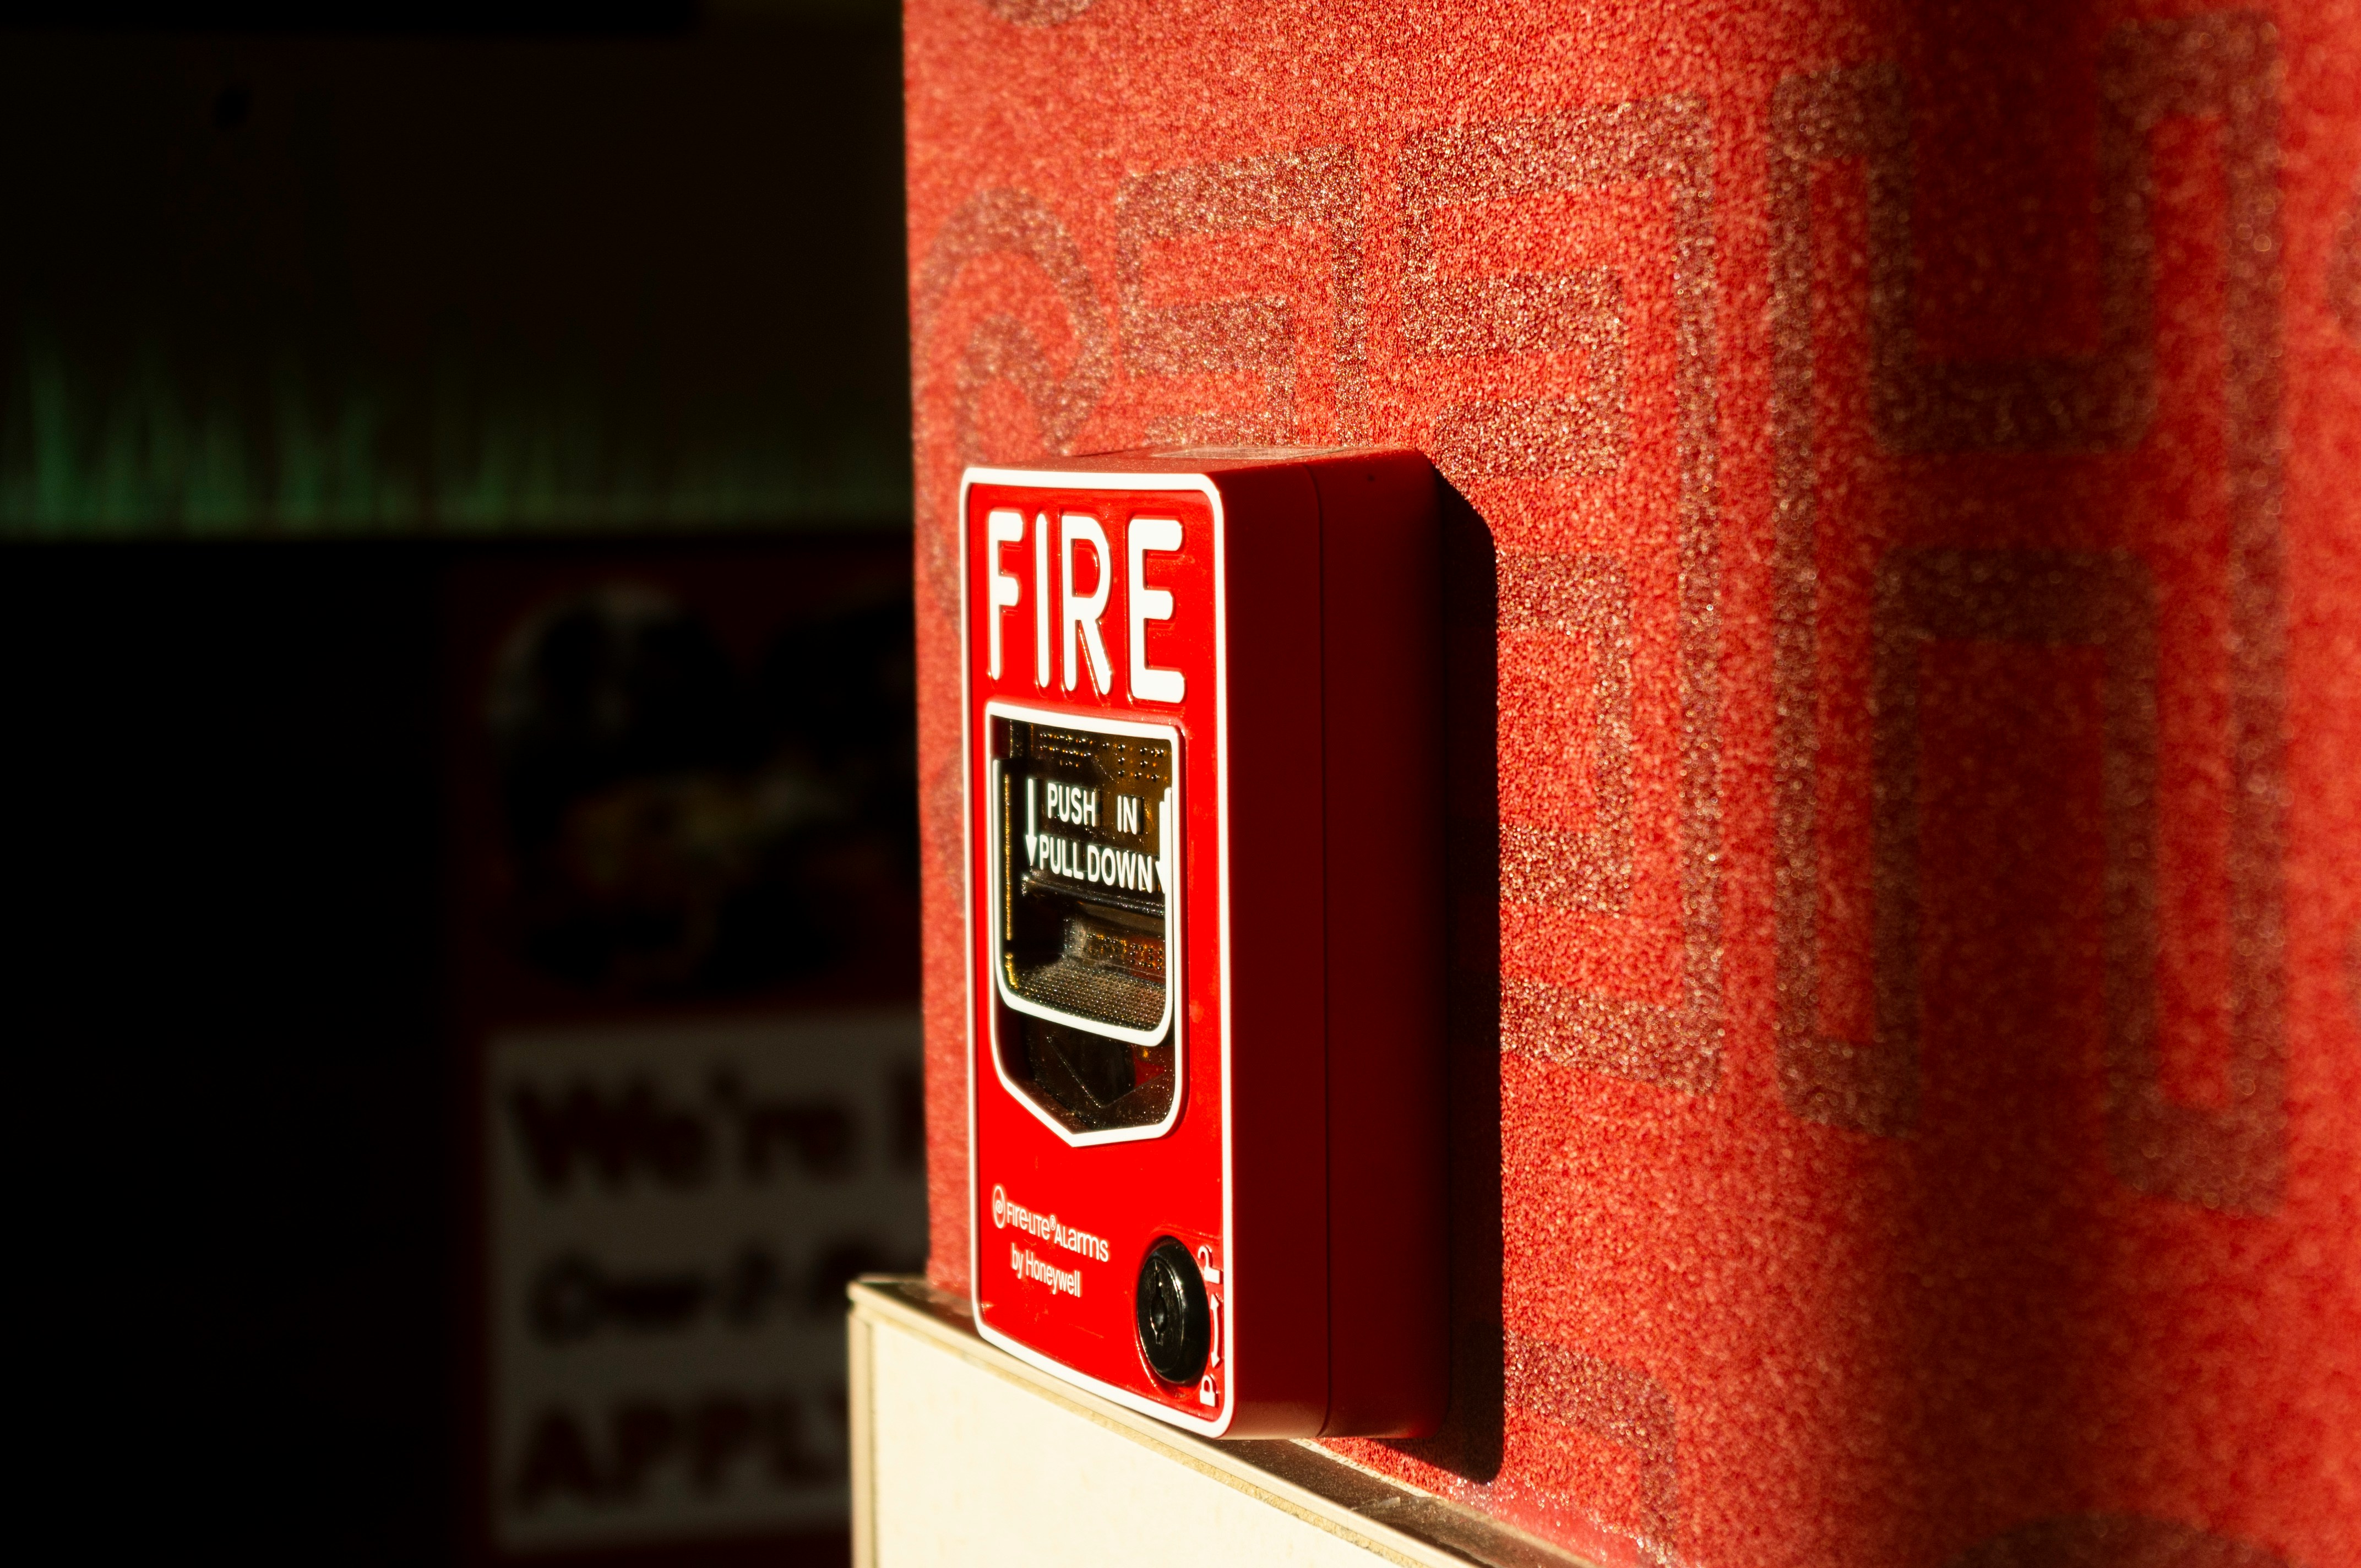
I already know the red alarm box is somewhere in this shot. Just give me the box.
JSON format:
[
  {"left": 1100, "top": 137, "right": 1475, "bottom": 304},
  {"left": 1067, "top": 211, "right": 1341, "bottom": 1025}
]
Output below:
[{"left": 960, "top": 449, "right": 1446, "bottom": 1437}]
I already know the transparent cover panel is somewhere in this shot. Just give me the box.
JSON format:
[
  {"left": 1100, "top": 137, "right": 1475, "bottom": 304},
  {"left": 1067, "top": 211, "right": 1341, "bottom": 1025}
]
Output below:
[{"left": 990, "top": 714, "right": 1177, "bottom": 1135}]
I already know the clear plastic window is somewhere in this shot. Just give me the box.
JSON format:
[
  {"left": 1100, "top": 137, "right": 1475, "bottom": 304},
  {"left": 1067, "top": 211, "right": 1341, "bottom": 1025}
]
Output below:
[{"left": 989, "top": 715, "right": 1177, "bottom": 1135}]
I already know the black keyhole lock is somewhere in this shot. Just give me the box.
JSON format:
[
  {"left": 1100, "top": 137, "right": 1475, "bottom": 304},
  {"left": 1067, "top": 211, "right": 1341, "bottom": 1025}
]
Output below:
[{"left": 1134, "top": 1237, "right": 1209, "bottom": 1385}]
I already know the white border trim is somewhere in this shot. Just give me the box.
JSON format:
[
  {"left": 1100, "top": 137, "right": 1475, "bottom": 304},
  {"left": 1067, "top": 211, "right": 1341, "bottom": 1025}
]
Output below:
[
  {"left": 982, "top": 699, "right": 1183, "bottom": 1146},
  {"left": 960, "top": 466, "right": 1238, "bottom": 1437}
]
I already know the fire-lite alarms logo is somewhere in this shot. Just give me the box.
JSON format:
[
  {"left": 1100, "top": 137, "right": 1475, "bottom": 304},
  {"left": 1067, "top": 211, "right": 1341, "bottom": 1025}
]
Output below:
[{"left": 989, "top": 1183, "right": 1111, "bottom": 1262}]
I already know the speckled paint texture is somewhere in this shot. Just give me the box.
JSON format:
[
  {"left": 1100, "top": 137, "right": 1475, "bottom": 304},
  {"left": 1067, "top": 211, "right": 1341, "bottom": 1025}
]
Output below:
[{"left": 902, "top": 2, "right": 2360, "bottom": 1564}]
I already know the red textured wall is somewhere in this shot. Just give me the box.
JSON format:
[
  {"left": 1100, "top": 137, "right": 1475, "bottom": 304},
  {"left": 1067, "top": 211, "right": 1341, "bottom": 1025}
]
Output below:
[{"left": 904, "top": 3, "right": 2360, "bottom": 1564}]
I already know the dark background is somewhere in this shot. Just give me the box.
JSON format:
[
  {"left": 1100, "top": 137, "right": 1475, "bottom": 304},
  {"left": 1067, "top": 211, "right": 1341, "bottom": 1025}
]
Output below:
[
  {"left": 0, "top": 1, "right": 909, "bottom": 537},
  {"left": 8, "top": 543, "right": 450, "bottom": 1559},
  {"left": 3, "top": 4, "right": 912, "bottom": 1561}
]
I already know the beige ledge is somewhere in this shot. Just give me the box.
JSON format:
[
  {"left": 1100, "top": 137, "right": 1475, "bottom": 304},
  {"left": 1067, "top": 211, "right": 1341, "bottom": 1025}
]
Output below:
[{"left": 847, "top": 1276, "right": 1591, "bottom": 1568}]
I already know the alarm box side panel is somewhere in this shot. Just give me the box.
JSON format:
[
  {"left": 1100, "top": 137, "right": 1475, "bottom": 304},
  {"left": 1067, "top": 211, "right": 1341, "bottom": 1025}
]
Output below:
[
  {"left": 1310, "top": 451, "right": 1450, "bottom": 1437},
  {"left": 1206, "top": 461, "right": 1332, "bottom": 1434}
]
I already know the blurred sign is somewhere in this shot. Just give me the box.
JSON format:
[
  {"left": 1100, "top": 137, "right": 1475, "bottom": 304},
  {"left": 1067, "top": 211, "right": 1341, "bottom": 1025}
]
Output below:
[
  {"left": 487, "top": 1011, "right": 924, "bottom": 1552},
  {"left": 447, "top": 543, "right": 920, "bottom": 1563}
]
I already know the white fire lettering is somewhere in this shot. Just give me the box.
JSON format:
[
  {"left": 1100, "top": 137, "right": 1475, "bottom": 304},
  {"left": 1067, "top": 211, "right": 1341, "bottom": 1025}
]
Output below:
[
  {"left": 1127, "top": 515, "right": 1185, "bottom": 704},
  {"left": 985, "top": 508, "right": 1025, "bottom": 679},
  {"left": 1060, "top": 513, "right": 1113, "bottom": 695},
  {"left": 979, "top": 505, "right": 1189, "bottom": 699}
]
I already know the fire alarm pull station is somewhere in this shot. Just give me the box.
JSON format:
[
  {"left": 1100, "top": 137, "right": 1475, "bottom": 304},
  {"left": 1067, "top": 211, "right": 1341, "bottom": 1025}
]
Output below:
[{"left": 962, "top": 449, "right": 1446, "bottom": 1438}]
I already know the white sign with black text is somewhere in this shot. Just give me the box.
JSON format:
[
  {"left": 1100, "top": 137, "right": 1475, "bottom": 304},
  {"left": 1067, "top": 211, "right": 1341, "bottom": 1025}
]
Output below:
[{"left": 489, "top": 1011, "right": 924, "bottom": 1551}]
